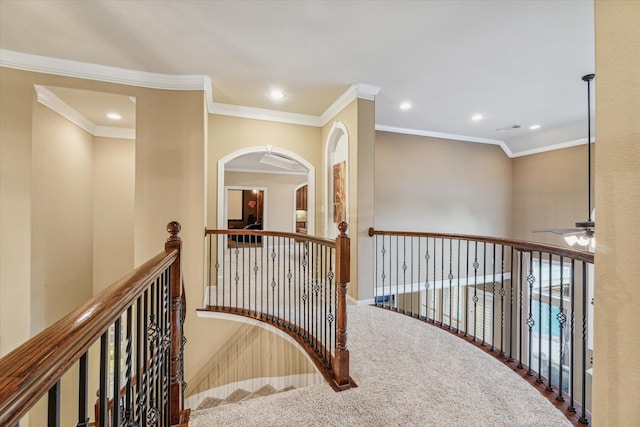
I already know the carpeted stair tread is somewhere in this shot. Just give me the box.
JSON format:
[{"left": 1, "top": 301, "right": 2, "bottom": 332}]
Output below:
[
  {"left": 243, "top": 384, "right": 277, "bottom": 400},
  {"left": 196, "top": 396, "right": 224, "bottom": 410},
  {"left": 220, "top": 388, "right": 251, "bottom": 405}
]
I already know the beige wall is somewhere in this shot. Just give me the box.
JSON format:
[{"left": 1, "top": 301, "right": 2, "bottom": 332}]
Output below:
[
  {"left": 512, "top": 144, "right": 593, "bottom": 246},
  {"left": 375, "top": 131, "right": 512, "bottom": 237},
  {"left": 185, "top": 318, "right": 318, "bottom": 403},
  {"left": 593, "top": 1, "right": 640, "bottom": 425},
  {"left": 0, "top": 67, "right": 33, "bottom": 357},
  {"left": 207, "top": 114, "right": 322, "bottom": 228},
  {"left": 93, "top": 136, "right": 135, "bottom": 293},
  {"left": 225, "top": 172, "right": 306, "bottom": 232},
  {"left": 31, "top": 102, "right": 95, "bottom": 330}
]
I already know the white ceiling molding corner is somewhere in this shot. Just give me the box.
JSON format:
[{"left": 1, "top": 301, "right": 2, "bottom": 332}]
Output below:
[
  {"left": 94, "top": 126, "right": 136, "bottom": 140},
  {"left": 320, "top": 83, "right": 380, "bottom": 126},
  {"left": 2, "top": 49, "right": 208, "bottom": 91},
  {"left": 209, "top": 102, "right": 321, "bottom": 127},
  {"left": 355, "top": 83, "right": 381, "bottom": 101},
  {"left": 35, "top": 84, "right": 96, "bottom": 135}
]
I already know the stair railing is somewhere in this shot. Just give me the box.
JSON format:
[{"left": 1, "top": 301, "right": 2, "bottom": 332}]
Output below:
[
  {"left": 201, "top": 222, "right": 353, "bottom": 390},
  {"left": 368, "top": 227, "right": 594, "bottom": 425},
  {"left": 0, "top": 222, "right": 188, "bottom": 427}
]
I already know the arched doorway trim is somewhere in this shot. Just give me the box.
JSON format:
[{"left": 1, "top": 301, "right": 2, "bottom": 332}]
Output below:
[
  {"left": 217, "top": 146, "right": 315, "bottom": 233},
  {"left": 324, "top": 122, "right": 349, "bottom": 237}
]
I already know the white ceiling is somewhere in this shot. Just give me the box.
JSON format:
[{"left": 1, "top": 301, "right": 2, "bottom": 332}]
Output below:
[{"left": 0, "top": 0, "right": 595, "bottom": 156}]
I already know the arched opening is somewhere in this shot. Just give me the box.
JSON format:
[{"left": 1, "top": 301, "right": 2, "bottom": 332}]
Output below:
[
  {"left": 325, "top": 122, "right": 349, "bottom": 237},
  {"left": 217, "top": 146, "right": 315, "bottom": 233}
]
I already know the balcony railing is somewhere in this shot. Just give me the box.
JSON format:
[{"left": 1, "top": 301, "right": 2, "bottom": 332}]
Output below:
[
  {"left": 200, "top": 222, "right": 353, "bottom": 391},
  {"left": 368, "top": 227, "right": 594, "bottom": 425},
  {"left": 0, "top": 222, "right": 188, "bottom": 427}
]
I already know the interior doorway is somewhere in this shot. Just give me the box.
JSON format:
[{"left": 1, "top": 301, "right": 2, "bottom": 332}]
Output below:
[
  {"left": 225, "top": 187, "right": 266, "bottom": 230},
  {"left": 294, "top": 184, "right": 308, "bottom": 233}
]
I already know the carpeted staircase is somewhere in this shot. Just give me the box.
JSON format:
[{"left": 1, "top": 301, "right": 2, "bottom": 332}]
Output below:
[{"left": 195, "top": 385, "right": 296, "bottom": 412}]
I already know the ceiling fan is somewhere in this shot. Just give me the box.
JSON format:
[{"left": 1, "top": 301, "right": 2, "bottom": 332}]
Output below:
[{"left": 533, "top": 73, "right": 595, "bottom": 247}]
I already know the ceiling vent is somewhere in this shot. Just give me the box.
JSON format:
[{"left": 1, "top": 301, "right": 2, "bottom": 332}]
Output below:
[{"left": 496, "top": 124, "right": 521, "bottom": 132}]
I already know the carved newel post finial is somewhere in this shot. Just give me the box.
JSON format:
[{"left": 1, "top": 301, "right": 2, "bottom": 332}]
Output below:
[
  {"left": 338, "top": 221, "right": 348, "bottom": 237},
  {"left": 167, "top": 221, "right": 182, "bottom": 242}
]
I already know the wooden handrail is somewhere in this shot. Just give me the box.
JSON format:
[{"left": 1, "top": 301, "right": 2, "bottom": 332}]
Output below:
[
  {"left": 368, "top": 227, "right": 594, "bottom": 264},
  {"left": 205, "top": 228, "right": 336, "bottom": 248},
  {"left": 0, "top": 226, "right": 182, "bottom": 426}
]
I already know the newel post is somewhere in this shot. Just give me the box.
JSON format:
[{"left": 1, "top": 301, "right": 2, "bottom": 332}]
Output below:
[
  {"left": 334, "top": 221, "right": 350, "bottom": 388},
  {"left": 166, "top": 221, "right": 184, "bottom": 424}
]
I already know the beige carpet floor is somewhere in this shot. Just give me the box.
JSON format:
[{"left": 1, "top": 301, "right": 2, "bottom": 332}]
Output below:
[{"left": 190, "top": 305, "right": 571, "bottom": 427}]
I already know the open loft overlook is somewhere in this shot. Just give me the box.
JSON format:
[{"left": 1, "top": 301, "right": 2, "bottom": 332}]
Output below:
[{"left": 1, "top": 1, "right": 639, "bottom": 427}]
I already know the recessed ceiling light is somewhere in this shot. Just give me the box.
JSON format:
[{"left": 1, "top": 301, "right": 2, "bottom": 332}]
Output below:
[
  {"left": 399, "top": 102, "right": 411, "bottom": 110},
  {"left": 107, "top": 112, "right": 122, "bottom": 120},
  {"left": 471, "top": 114, "right": 483, "bottom": 121},
  {"left": 529, "top": 124, "right": 541, "bottom": 130},
  {"left": 270, "top": 89, "right": 285, "bottom": 100}
]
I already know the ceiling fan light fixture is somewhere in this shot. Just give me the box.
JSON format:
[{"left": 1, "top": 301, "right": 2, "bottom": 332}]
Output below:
[
  {"left": 577, "top": 235, "right": 590, "bottom": 246},
  {"left": 564, "top": 235, "right": 579, "bottom": 246}
]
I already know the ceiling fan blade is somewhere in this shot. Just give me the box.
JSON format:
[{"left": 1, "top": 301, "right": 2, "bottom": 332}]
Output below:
[{"left": 532, "top": 228, "right": 583, "bottom": 235}]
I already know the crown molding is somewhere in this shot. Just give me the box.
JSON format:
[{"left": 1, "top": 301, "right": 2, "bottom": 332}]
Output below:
[
  {"left": 7, "top": 50, "right": 583, "bottom": 156},
  {"left": 35, "top": 84, "right": 95, "bottom": 134},
  {"left": 94, "top": 126, "right": 136, "bottom": 140},
  {"left": 375, "top": 124, "right": 514, "bottom": 156},
  {"left": 509, "top": 137, "right": 594, "bottom": 158},
  {"left": 1, "top": 49, "right": 209, "bottom": 91},
  {"left": 320, "top": 83, "right": 381, "bottom": 126},
  {"left": 210, "top": 102, "right": 321, "bottom": 127},
  {"left": 34, "top": 85, "right": 134, "bottom": 140}
]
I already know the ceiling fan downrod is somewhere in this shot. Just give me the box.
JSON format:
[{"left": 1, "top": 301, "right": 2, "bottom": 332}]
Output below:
[{"left": 582, "top": 73, "right": 595, "bottom": 227}]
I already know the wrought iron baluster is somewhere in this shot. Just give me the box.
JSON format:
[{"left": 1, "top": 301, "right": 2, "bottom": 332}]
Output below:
[
  {"left": 567, "top": 259, "right": 577, "bottom": 413},
  {"left": 456, "top": 240, "right": 461, "bottom": 333},
  {"left": 207, "top": 235, "right": 211, "bottom": 308},
  {"left": 509, "top": 246, "right": 515, "bottom": 362},
  {"left": 135, "top": 295, "right": 143, "bottom": 425},
  {"left": 557, "top": 256, "right": 566, "bottom": 403},
  {"left": 328, "top": 248, "right": 335, "bottom": 365},
  {"left": 464, "top": 240, "right": 469, "bottom": 337},
  {"left": 491, "top": 243, "right": 496, "bottom": 351},
  {"left": 113, "top": 317, "right": 122, "bottom": 426},
  {"left": 440, "top": 238, "right": 444, "bottom": 327},
  {"left": 482, "top": 242, "right": 487, "bottom": 346},
  {"left": 547, "top": 253, "right": 554, "bottom": 392},
  {"left": 472, "top": 242, "right": 479, "bottom": 341},
  {"left": 499, "top": 245, "right": 505, "bottom": 357},
  {"left": 537, "top": 252, "right": 543, "bottom": 382},
  {"left": 234, "top": 238, "right": 240, "bottom": 313},
  {"left": 431, "top": 238, "right": 438, "bottom": 325},
  {"left": 76, "top": 352, "right": 89, "bottom": 427},
  {"left": 580, "top": 262, "right": 588, "bottom": 424},
  {"left": 424, "top": 237, "right": 429, "bottom": 320},
  {"left": 410, "top": 236, "right": 414, "bottom": 317},
  {"left": 47, "top": 380, "right": 60, "bottom": 427},
  {"left": 124, "top": 306, "right": 134, "bottom": 425},
  {"left": 98, "top": 331, "right": 109, "bottom": 427},
  {"left": 518, "top": 251, "right": 524, "bottom": 369},
  {"left": 288, "top": 238, "right": 293, "bottom": 328},
  {"left": 527, "top": 252, "right": 535, "bottom": 376},
  {"left": 448, "top": 239, "right": 453, "bottom": 329}
]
